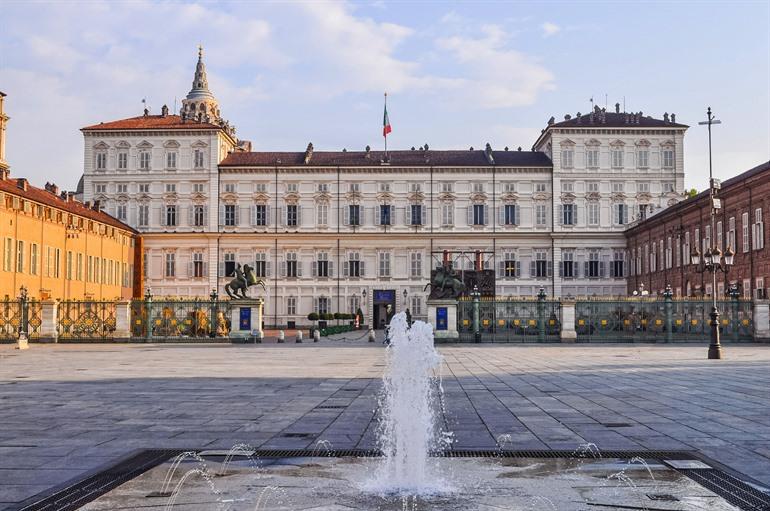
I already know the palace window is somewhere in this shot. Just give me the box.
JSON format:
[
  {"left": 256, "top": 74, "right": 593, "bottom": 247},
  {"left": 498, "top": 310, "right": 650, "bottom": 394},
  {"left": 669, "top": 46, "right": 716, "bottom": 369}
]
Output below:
[
  {"left": 193, "top": 205, "right": 206, "bottom": 227},
  {"left": 346, "top": 252, "right": 362, "bottom": 278},
  {"left": 191, "top": 252, "right": 205, "bottom": 278},
  {"left": 314, "top": 252, "right": 331, "bottom": 278},
  {"left": 138, "top": 204, "right": 149, "bottom": 227},
  {"left": 76, "top": 253, "right": 83, "bottom": 280},
  {"left": 637, "top": 149, "right": 649, "bottom": 168},
  {"left": 286, "top": 204, "right": 299, "bottom": 227},
  {"left": 611, "top": 148, "right": 624, "bottom": 168},
  {"left": 348, "top": 295, "right": 360, "bottom": 315},
  {"left": 139, "top": 151, "right": 151, "bottom": 170},
  {"left": 379, "top": 252, "right": 391, "bottom": 277},
  {"left": 637, "top": 182, "right": 649, "bottom": 193},
  {"left": 193, "top": 149, "right": 205, "bottom": 169},
  {"left": 192, "top": 183, "right": 205, "bottom": 193},
  {"left": 348, "top": 183, "right": 360, "bottom": 193},
  {"left": 587, "top": 202, "right": 600, "bottom": 226},
  {"left": 286, "top": 183, "right": 298, "bottom": 193},
  {"left": 503, "top": 204, "right": 518, "bottom": 225},
  {"left": 536, "top": 204, "right": 547, "bottom": 226},
  {"left": 117, "top": 151, "right": 128, "bottom": 170},
  {"left": 254, "top": 252, "right": 268, "bottom": 278},
  {"left": 223, "top": 183, "right": 235, "bottom": 193},
  {"left": 224, "top": 252, "right": 236, "bottom": 277},
  {"left": 472, "top": 183, "right": 484, "bottom": 193},
  {"left": 166, "top": 151, "right": 177, "bottom": 170},
  {"left": 472, "top": 204, "right": 487, "bottom": 226},
  {"left": 117, "top": 204, "right": 127, "bottom": 221},
  {"left": 612, "top": 251, "right": 625, "bottom": 278},
  {"left": 379, "top": 182, "right": 390, "bottom": 192},
  {"left": 587, "top": 251, "right": 601, "bottom": 278},
  {"left": 728, "top": 217, "right": 736, "bottom": 250},
  {"left": 316, "top": 296, "right": 330, "bottom": 315},
  {"left": 410, "top": 252, "right": 422, "bottom": 278},
  {"left": 379, "top": 204, "right": 392, "bottom": 226},
  {"left": 316, "top": 202, "right": 328, "bottom": 226},
  {"left": 663, "top": 182, "right": 675, "bottom": 193},
  {"left": 614, "top": 204, "right": 628, "bottom": 225},
  {"left": 255, "top": 183, "right": 267, "bottom": 193},
  {"left": 117, "top": 184, "right": 128, "bottom": 193},
  {"left": 502, "top": 253, "right": 519, "bottom": 278},
  {"left": 742, "top": 212, "right": 750, "bottom": 252},
  {"left": 95, "top": 151, "right": 107, "bottom": 170},
  {"left": 535, "top": 183, "right": 547, "bottom": 193},
  {"left": 253, "top": 204, "right": 267, "bottom": 226},
  {"left": 285, "top": 252, "right": 299, "bottom": 278},
  {"left": 30, "top": 243, "right": 38, "bottom": 275},
  {"left": 16, "top": 241, "right": 24, "bottom": 273},
  {"left": 347, "top": 204, "right": 361, "bottom": 226},
  {"left": 224, "top": 204, "right": 238, "bottom": 226},
  {"left": 755, "top": 208, "right": 765, "bottom": 250},
  {"left": 317, "top": 183, "right": 329, "bottom": 193},
  {"left": 165, "top": 183, "right": 176, "bottom": 193},
  {"left": 561, "top": 149, "right": 574, "bottom": 169},
  {"left": 503, "top": 182, "right": 516, "bottom": 193},
  {"left": 533, "top": 251, "right": 550, "bottom": 279},
  {"left": 561, "top": 250, "right": 575, "bottom": 278},
  {"left": 410, "top": 183, "right": 422, "bottom": 193},
  {"left": 165, "top": 253, "right": 175, "bottom": 278},
  {"left": 662, "top": 148, "right": 675, "bottom": 168},
  {"left": 441, "top": 203, "right": 454, "bottom": 226},
  {"left": 587, "top": 182, "right": 599, "bottom": 193},
  {"left": 139, "top": 183, "right": 150, "bottom": 193},
  {"left": 561, "top": 204, "right": 577, "bottom": 225},
  {"left": 562, "top": 181, "right": 574, "bottom": 193},
  {"left": 410, "top": 296, "right": 423, "bottom": 316},
  {"left": 165, "top": 205, "right": 177, "bottom": 227},
  {"left": 586, "top": 148, "right": 599, "bottom": 168},
  {"left": 409, "top": 204, "right": 424, "bottom": 226},
  {"left": 441, "top": 182, "right": 453, "bottom": 193},
  {"left": 285, "top": 296, "right": 296, "bottom": 316},
  {"left": 95, "top": 184, "right": 107, "bottom": 194},
  {"left": 717, "top": 221, "right": 723, "bottom": 250}
]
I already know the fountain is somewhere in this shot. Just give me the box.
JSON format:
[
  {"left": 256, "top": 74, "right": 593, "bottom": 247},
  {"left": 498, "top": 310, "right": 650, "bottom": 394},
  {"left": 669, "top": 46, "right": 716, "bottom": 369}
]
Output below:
[{"left": 74, "top": 314, "right": 750, "bottom": 510}]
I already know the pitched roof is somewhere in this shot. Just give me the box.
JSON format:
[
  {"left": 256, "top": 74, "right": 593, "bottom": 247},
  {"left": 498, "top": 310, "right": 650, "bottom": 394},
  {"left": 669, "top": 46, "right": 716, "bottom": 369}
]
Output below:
[
  {"left": 219, "top": 149, "right": 553, "bottom": 168},
  {"left": 549, "top": 111, "right": 688, "bottom": 129},
  {"left": 81, "top": 114, "right": 222, "bottom": 132},
  {"left": 0, "top": 177, "right": 137, "bottom": 233}
]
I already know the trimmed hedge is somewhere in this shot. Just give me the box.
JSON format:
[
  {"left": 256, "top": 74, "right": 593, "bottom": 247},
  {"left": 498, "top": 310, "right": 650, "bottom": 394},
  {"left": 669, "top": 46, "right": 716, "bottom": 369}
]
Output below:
[{"left": 319, "top": 324, "right": 355, "bottom": 337}]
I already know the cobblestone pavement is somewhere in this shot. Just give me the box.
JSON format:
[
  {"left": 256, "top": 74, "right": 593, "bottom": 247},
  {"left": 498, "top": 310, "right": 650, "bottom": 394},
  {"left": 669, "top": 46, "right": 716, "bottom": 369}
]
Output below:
[{"left": 1, "top": 339, "right": 769, "bottom": 508}]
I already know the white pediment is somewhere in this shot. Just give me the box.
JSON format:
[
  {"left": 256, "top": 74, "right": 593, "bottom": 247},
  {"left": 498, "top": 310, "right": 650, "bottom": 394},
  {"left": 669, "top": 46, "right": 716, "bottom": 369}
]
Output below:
[
  {"left": 635, "top": 139, "right": 651, "bottom": 147},
  {"left": 137, "top": 140, "right": 154, "bottom": 149},
  {"left": 585, "top": 138, "right": 601, "bottom": 147},
  {"left": 93, "top": 141, "right": 109, "bottom": 150},
  {"left": 191, "top": 140, "right": 208, "bottom": 148},
  {"left": 115, "top": 140, "right": 130, "bottom": 149},
  {"left": 163, "top": 140, "right": 181, "bottom": 149}
]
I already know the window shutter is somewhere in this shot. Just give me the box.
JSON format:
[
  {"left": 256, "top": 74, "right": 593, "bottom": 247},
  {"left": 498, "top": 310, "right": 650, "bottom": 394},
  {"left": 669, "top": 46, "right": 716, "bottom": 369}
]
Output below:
[
  {"left": 515, "top": 261, "right": 521, "bottom": 278},
  {"left": 187, "top": 261, "right": 193, "bottom": 277},
  {"left": 311, "top": 261, "right": 317, "bottom": 277},
  {"left": 583, "top": 261, "right": 589, "bottom": 277},
  {"left": 421, "top": 206, "right": 427, "bottom": 226},
  {"left": 498, "top": 206, "right": 505, "bottom": 225},
  {"left": 467, "top": 205, "right": 473, "bottom": 225},
  {"left": 530, "top": 260, "right": 536, "bottom": 277},
  {"left": 297, "top": 261, "right": 303, "bottom": 277},
  {"left": 484, "top": 205, "right": 489, "bottom": 225},
  {"left": 573, "top": 205, "right": 578, "bottom": 226},
  {"left": 235, "top": 206, "right": 241, "bottom": 226},
  {"left": 278, "top": 207, "right": 284, "bottom": 227},
  {"left": 558, "top": 261, "right": 563, "bottom": 277},
  {"left": 547, "top": 261, "right": 553, "bottom": 277},
  {"left": 265, "top": 206, "right": 271, "bottom": 226},
  {"left": 203, "top": 262, "right": 209, "bottom": 277},
  {"left": 159, "top": 208, "right": 166, "bottom": 226},
  {"left": 360, "top": 260, "right": 366, "bottom": 277},
  {"left": 329, "top": 261, "right": 334, "bottom": 278},
  {"left": 343, "top": 205, "right": 349, "bottom": 226},
  {"left": 313, "top": 297, "right": 319, "bottom": 313},
  {"left": 514, "top": 205, "right": 520, "bottom": 225},
  {"left": 599, "top": 261, "right": 606, "bottom": 278},
  {"left": 406, "top": 205, "right": 412, "bottom": 225},
  {"left": 187, "top": 206, "right": 193, "bottom": 226},
  {"left": 558, "top": 205, "right": 563, "bottom": 225},
  {"left": 218, "top": 206, "right": 224, "bottom": 227},
  {"left": 266, "top": 261, "right": 272, "bottom": 277},
  {"left": 297, "top": 206, "right": 303, "bottom": 227},
  {"left": 280, "top": 261, "right": 286, "bottom": 277},
  {"left": 251, "top": 205, "right": 256, "bottom": 225},
  {"left": 343, "top": 261, "right": 349, "bottom": 277},
  {"left": 218, "top": 261, "right": 225, "bottom": 277},
  {"left": 497, "top": 261, "right": 504, "bottom": 278}
]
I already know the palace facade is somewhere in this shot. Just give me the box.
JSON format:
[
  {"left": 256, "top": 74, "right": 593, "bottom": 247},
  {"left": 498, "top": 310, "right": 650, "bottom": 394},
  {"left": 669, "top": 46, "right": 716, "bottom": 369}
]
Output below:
[{"left": 80, "top": 49, "right": 688, "bottom": 327}]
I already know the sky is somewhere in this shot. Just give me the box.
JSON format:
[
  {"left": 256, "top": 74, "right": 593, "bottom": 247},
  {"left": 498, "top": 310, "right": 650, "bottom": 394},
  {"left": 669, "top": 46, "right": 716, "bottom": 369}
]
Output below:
[{"left": 1, "top": 0, "right": 769, "bottom": 191}]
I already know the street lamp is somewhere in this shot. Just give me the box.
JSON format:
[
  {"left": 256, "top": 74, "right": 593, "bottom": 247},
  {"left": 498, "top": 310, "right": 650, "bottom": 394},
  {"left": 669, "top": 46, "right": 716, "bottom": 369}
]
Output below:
[{"left": 695, "top": 106, "right": 726, "bottom": 359}]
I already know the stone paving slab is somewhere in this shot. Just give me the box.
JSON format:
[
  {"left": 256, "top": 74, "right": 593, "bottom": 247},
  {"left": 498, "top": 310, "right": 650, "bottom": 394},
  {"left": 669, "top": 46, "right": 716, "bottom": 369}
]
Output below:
[{"left": 1, "top": 339, "right": 770, "bottom": 509}]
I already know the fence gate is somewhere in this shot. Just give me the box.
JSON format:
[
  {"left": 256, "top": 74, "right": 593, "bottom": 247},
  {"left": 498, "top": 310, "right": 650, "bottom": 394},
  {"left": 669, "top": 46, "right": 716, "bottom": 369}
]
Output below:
[
  {"left": 131, "top": 300, "right": 233, "bottom": 340},
  {"left": 458, "top": 298, "right": 561, "bottom": 342},
  {"left": 0, "top": 298, "right": 42, "bottom": 342},
  {"left": 57, "top": 301, "right": 117, "bottom": 340}
]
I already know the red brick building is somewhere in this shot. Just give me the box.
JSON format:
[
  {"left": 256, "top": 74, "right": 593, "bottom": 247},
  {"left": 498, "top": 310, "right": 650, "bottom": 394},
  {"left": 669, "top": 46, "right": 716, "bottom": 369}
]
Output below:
[{"left": 625, "top": 160, "right": 770, "bottom": 298}]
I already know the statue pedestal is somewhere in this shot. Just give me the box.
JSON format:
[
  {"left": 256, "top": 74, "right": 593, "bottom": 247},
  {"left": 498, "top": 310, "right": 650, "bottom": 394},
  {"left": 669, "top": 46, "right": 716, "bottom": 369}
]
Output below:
[
  {"left": 427, "top": 299, "right": 459, "bottom": 341},
  {"left": 229, "top": 298, "right": 264, "bottom": 342}
]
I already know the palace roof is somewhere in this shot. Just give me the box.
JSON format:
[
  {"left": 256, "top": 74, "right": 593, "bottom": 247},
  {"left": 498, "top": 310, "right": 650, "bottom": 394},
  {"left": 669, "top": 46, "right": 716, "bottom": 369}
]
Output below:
[
  {"left": 0, "top": 177, "right": 137, "bottom": 233},
  {"left": 81, "top": 114, "right": 222, "bottom": 132},
  {"left": 548, "top": 111, "right": 689, "bottom": 129},
  {"left": 219, "top": 149, "right": 553, "bottom": 168}
]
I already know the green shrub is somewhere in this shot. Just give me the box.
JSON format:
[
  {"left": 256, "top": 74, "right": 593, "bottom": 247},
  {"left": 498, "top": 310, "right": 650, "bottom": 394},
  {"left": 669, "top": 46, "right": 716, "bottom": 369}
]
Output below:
[{"left": 308, "top": 312, "right": 319, "bottom": 321}]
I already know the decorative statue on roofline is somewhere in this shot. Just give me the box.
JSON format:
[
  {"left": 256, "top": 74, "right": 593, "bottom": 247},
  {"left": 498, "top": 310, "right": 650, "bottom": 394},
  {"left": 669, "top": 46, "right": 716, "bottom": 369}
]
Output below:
[{"left": 225, "top": 263, "right": 266, "bottom": 299}]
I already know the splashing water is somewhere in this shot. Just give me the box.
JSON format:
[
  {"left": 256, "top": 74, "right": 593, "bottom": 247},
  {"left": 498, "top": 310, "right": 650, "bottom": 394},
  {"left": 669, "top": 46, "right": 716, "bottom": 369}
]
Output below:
[
  {"left": 164, "top": 468, "right": 221, "bottom": 511},
  {"left": 158, "top": 451, "right": 209, "bottom": 495},
  {"left": 365, "top": 313, "right": 450, "bottom": 495},
  {"left": 218, "top": 443, "right": 260, "bottom": 476}
]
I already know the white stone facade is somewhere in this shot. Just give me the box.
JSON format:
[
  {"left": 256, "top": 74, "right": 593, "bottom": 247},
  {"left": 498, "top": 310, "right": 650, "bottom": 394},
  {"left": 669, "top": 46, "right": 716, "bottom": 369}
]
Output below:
[{"left": 81, "top": 52, "right": 688, "bottom": 328}]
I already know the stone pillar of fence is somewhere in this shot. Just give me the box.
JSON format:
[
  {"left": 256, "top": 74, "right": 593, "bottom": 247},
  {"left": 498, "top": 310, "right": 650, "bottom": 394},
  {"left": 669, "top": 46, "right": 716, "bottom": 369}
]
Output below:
[
  {"left": 560, "top": 300, "right": 577, "bottom": 342},
  {"left": 39, "top": 300, "right": 58, "bottom": 343},
  {"left": 753, "top": 299, "right": 770, "bottom": 341},
  {"left": 114, "top": 301, "right": 131, "bottom": 341}
]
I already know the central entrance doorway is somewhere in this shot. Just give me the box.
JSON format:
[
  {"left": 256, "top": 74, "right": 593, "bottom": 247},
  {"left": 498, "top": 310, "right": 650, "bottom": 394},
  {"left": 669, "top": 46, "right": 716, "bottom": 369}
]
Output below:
[{"left": 372, "top": 290, "right": 396, "bottom": 330}]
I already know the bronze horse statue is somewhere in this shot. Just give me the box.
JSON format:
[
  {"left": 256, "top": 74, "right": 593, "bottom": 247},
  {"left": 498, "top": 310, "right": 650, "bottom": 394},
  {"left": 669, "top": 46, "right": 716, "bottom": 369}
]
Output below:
[
  {"left": 225, "top": 263, "right": 266, "bottom": 299},
  {"left": 424, "top": 264, "right": 466, "bottom": 299}
]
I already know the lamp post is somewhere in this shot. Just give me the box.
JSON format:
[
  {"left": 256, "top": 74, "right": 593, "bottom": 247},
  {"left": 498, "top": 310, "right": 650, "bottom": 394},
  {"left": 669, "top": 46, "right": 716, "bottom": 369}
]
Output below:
[
  {"left": 691, "top": 244, "right": 734, "bottom": 359},
  {"left": 694, "top": 106, "right": 725, "bottom": 359}
]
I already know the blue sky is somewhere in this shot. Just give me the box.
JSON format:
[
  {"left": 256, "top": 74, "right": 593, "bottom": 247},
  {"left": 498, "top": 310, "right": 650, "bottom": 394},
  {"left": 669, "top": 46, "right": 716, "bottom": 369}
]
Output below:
[{"left": 1, "top": 0, "right": 768, "bottom": 190}]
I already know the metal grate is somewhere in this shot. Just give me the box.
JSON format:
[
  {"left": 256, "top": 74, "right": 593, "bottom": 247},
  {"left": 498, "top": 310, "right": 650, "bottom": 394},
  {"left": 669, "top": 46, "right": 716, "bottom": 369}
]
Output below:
[
  {"left": 11, "top": 449, "right": 186, "bottom": 511},
  {"left": 13, "top": 449, "right": 770, "bottom": 511}
]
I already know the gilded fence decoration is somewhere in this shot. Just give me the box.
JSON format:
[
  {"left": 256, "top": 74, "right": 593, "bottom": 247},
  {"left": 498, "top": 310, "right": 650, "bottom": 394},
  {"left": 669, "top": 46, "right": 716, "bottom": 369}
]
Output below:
[
  {"left": 458, "top": 299, "right": 561, "bottom": 342},
  {"left": 57, "top": 301, "right": 117, "bottom": 340},
  {"left": 130, "top": 299, "right": 232, "bottom": 339},
  {"left": 0, "top": 298, "right": 42, "bottom": 341}
]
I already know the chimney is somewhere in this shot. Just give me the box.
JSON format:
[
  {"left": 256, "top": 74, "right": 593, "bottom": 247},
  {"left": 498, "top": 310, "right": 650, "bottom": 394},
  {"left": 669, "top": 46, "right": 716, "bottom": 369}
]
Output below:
[
  {"left": 365, "top": 145, "right": 371, "bottom": 159},
  {"left": 484, "top": 143, "right": 494, "bottom": 164},
  {"left": 67, "top": 192, "right": 75, "bottom": 203},
  {"left": 671, "top": 113, "right": 676, "bottom": 123},
  {"left": 547, "top": 116, "right": 555, "bottom": 125},
  {"left": 92, "top": 200, "right": 100, "bottom": 211},
  {"left": 85, "top": 201, "right": 91, "bottom": 208},
  {"left": 475, "top": 250, "right": 483, "bottom": 271},
  {"left": 564, "top": 114, "right": 571, "bottom": 120},
  {"left": 615, "top": 102, "right": 620, "bottom": 114},
  {"left": 576, "top": 112, "right": 582, "bottom": 124},
  {"left": 161, "top": 104, "right": 169, "bottom": 117},
  {"left": 16, "top": 178, "right": 27, "bottom": 191},
  {"left": 0, "top": 168, "right": 8, "bottom": 181},
  {"left": 304, "top": 142, "right": 314, "bottom": 164},
  {"left": 48, "top": 183, "right": 59, "bottom": 196}
]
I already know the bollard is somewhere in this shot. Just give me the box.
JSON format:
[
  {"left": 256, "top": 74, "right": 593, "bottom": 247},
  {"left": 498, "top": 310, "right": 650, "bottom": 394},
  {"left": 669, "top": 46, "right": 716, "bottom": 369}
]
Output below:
[
  {"left": 296, "top": 330, "right": 303, "bottom": 343},
  {"left": 16, "top": 332, "right": 29, "bottom": 350},
  {"left": 368, "top": 328, "right": 375, "bottom": 342},
  {"left": 313, "top": 329, "right": 321, "bottom": 343},
  {"left": 277, "top": 330, "right": 285, "bottom": 343}
]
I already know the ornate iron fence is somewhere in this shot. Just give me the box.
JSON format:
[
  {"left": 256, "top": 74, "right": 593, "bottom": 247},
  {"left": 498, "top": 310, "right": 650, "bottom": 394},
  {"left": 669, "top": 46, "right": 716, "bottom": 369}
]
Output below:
[
  {"left": 57, "top": 301, "right": 117, "bottom": 340},
  {"left": 0, "top": 298, "right": 42, "bottom": 342},
  {"left": 458, "top": 298, "right": 561, "bottom": 342},
  {"left": 575, "top": 298, "right": 753, "bottom": 342},
  {"left": 130, "top": 299, "right": 233, "bottom": 340}
]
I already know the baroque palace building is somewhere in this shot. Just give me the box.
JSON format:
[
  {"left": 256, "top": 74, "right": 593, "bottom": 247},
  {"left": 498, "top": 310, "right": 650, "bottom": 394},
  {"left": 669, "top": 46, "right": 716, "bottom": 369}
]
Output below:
[
  {"left": 81, "top": 49, "right": 688, "bottom": 327},
  {"left": 0, "top": 92, "right": 139, "bottom": 301}
]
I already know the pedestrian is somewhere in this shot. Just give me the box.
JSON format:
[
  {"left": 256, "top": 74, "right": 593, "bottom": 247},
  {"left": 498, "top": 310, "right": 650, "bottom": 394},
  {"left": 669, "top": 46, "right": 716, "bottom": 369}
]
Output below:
[{"left": 383, "top": 304, "right": 394, "bottom": 345}]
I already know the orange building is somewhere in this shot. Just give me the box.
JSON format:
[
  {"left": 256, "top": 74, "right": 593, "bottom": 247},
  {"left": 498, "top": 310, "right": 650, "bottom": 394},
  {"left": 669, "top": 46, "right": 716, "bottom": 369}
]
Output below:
[{"left": 0, "top": 91, "right": 140, "bottom": 301}]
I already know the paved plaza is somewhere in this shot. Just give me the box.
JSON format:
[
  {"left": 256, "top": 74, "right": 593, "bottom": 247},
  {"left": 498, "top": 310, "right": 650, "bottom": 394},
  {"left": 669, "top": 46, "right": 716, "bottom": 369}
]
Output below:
[{"left": 1, "top": 338, "right": 770, "bottom": 509}]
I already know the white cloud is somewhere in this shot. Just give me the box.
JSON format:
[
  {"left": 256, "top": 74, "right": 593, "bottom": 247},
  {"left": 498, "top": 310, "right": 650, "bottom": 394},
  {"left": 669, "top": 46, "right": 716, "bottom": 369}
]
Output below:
[{"left": 541, "top": 22, "right": 561, "bottom": 37}]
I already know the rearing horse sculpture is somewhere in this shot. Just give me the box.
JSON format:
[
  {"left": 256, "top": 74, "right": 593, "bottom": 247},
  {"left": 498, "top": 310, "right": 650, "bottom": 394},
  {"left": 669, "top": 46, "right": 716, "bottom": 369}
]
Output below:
[{"left": 224, "top": 263, "right": 266, "bottom": 299}]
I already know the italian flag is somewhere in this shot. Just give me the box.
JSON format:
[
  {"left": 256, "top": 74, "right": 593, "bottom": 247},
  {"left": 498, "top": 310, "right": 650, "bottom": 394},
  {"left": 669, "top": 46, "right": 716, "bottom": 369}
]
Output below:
[{"left": 383, "top": 101, "right": 392, "bottom": 137}]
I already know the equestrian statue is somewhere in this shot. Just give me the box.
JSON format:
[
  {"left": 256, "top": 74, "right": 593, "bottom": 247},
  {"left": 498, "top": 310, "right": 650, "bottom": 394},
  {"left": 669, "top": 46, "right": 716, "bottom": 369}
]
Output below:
[
  {"left": 225, "top": 263, "right": 266, "bottom": 299},
  {"left": 424, "top": 263, "right": 466, "bottom": 299}
]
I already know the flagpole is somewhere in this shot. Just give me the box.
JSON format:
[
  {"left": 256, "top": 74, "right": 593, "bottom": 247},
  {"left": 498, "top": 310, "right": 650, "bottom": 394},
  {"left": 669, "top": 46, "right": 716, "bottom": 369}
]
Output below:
[{"left": 384, "top": 92, "right": 388, "bottom": 158}]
